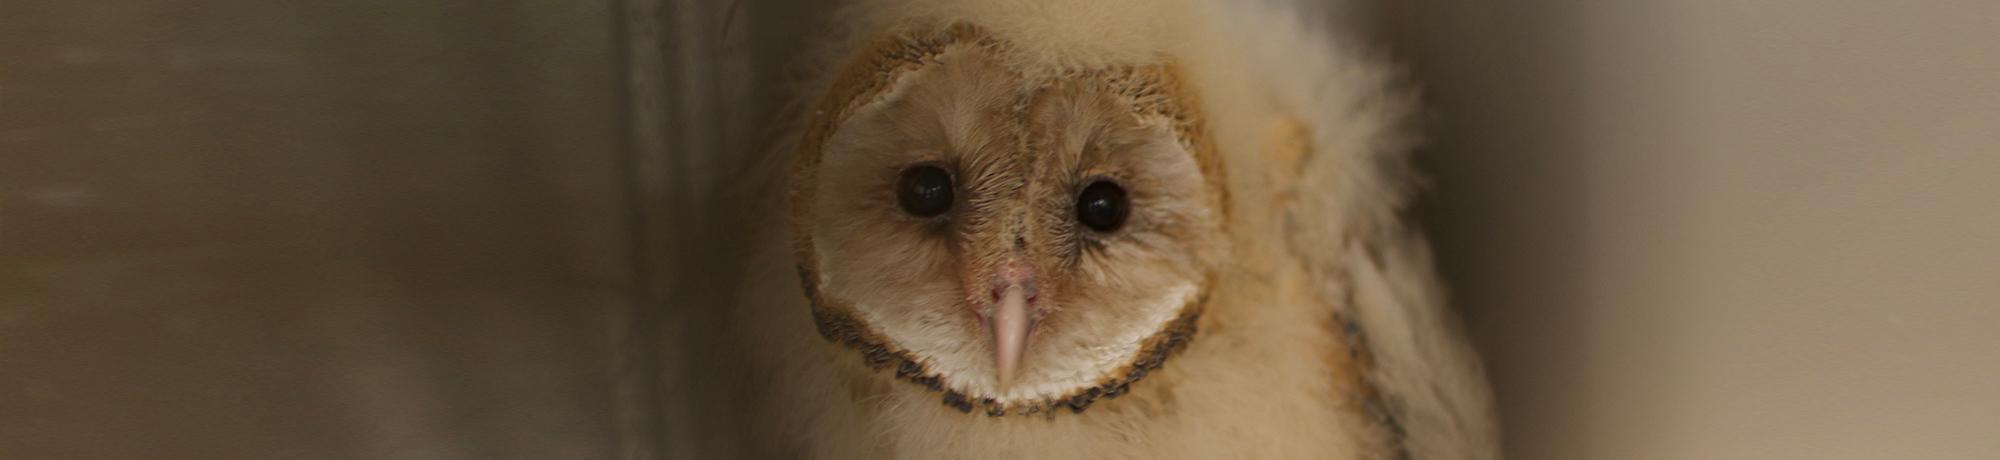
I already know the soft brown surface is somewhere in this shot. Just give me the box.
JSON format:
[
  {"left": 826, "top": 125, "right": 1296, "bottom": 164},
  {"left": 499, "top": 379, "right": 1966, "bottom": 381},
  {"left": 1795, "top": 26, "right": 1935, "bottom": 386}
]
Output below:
[{"left": 0, "top": 1, "right": 629, "bottom": 458}]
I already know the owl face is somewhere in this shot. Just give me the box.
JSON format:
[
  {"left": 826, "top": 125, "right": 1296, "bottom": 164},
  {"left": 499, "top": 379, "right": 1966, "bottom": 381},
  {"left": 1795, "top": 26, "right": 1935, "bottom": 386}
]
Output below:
[{"left": 791, "top": 26, "right": 1224, "bottom": 415}]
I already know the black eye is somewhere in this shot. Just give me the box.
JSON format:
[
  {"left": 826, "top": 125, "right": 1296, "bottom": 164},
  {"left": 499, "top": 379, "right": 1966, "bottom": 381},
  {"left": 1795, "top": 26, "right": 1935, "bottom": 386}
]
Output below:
[
  {"left": 1075, "top": 180, "right": 1129, "bottom": 232},
  {"left": 896, "top": 165, "right": 954, "bottom": 217}
]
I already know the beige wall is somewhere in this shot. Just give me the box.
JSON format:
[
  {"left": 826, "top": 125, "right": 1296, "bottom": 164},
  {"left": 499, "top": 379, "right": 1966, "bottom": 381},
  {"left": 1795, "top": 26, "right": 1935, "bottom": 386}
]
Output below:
[{"left": 1380, "top": 0, "right": 2000, "bottom": 458}]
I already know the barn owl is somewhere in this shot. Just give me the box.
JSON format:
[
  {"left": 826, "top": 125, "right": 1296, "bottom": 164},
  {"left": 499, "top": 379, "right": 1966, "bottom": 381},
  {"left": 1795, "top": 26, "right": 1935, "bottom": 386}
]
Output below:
[{"left": 670, "top": 0, "right": 1498, "bottom": 458}]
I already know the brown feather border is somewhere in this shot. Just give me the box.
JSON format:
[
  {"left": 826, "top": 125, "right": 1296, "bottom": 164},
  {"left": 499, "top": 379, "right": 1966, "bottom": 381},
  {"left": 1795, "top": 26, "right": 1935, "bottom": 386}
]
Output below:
[
  {"left": 786, "top": 23, "right": 1225, "bottom": 417},
  {"left": 798, "top": 265, "right": 1206, "bottom": 416}
]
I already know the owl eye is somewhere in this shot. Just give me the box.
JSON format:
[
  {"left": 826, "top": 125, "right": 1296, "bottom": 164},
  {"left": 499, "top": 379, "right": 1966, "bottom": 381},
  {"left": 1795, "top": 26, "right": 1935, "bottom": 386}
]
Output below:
[
  {"left": 896, "top": 165, "right": 954, "bottom": 218},
  {"left": 1075, "top": 180, "right": 1130, "bottom": 232}
]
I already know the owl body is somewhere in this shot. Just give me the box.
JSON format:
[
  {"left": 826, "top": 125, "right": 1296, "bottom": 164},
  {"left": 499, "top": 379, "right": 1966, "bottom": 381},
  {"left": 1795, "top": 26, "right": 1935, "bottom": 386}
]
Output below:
[{"left": 678, "top": 1, "right": 1497, "bottom": 458}]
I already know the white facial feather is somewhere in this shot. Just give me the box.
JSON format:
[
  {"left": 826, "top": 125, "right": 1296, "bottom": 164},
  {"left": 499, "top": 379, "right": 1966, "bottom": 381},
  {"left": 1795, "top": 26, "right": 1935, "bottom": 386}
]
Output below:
[
  {"left": 802, "top": 36, "right": 1223, "bottom": 413},
  {"left": 679, "top": 0, "right": 1500, "bottom": 457}
]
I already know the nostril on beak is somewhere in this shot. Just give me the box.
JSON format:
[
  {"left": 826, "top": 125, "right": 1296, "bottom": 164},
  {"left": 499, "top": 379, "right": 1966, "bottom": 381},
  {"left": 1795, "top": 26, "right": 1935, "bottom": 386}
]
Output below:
[
  {"left": 990, "top": 280, "right": 1038, "bottom": 303},
  {"left": 987, "top": 259, "right": 1039, "bottom": 302}
]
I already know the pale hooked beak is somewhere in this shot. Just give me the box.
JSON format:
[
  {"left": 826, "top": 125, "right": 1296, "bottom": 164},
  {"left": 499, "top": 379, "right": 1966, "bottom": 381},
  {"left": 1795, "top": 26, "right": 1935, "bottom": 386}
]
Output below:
[{"left": 991, "top": 283, "right": 1032, "bottom": 389}]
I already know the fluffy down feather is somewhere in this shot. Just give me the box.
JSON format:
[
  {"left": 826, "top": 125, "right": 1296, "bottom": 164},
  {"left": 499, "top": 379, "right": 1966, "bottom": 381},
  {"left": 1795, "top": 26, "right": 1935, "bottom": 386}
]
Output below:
[{"left": 673, "top": 0, "right": 1500, "bottom": 458}]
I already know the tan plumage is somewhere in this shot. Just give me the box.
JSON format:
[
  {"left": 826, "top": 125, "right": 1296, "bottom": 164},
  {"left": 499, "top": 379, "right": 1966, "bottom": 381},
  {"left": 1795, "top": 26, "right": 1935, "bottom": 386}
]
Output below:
[{"left": 674, "top": 0, "right": 1498, "bottom": 457}]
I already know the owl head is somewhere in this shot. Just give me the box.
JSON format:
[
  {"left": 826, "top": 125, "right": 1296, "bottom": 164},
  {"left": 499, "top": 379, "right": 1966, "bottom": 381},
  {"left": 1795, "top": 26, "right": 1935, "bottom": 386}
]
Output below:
[{"left": 789, "top": 23, "right": 1227, "bottom": 415}]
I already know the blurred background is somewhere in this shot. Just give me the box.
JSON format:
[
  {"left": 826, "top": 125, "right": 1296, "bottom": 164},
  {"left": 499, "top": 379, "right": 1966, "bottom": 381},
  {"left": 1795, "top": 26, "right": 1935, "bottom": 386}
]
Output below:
[{"left": 3, "top": 0, "right": 1996, "bottom": 458}]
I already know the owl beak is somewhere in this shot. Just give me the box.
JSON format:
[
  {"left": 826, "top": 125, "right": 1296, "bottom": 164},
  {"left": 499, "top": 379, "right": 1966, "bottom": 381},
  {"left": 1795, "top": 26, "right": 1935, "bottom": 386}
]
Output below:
[{"left": 992, "top": 283, "right": 1032, "bottom": 389}]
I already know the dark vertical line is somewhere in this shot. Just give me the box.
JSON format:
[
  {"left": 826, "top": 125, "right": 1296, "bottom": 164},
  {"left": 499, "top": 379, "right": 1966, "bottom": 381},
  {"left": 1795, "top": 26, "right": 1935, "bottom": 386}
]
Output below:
[{"left": 610, "top": 0, "right": 665, "bottom": 458}]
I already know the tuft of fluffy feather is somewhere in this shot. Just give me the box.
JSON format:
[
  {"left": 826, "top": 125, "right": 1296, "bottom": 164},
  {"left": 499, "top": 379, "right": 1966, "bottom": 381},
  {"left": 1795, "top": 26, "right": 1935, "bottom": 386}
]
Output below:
[
  {"left": 1189, "top": 5, "right": 1503, "bottom": 458},
  {"left": 823, "top": 0, "right": 1193, "bottom": 80}
]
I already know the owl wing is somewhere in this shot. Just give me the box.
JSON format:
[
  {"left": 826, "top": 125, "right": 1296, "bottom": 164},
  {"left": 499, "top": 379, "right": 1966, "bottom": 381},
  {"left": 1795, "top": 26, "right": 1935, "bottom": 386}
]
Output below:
[{"left": 1231, "top": 6, "right": 1502, "bottom": 458}]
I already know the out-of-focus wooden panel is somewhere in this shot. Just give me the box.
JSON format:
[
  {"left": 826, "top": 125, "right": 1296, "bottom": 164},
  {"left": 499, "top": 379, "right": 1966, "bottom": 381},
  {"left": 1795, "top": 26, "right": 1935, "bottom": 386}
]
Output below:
[{"left": 0, "top": 1, "right": 630, "bottom": 458}]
